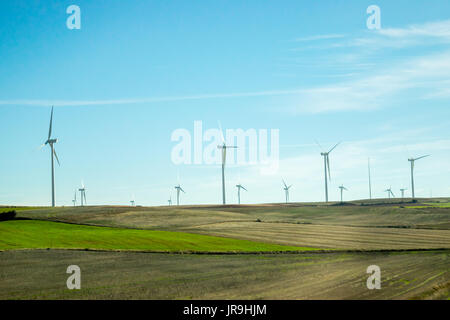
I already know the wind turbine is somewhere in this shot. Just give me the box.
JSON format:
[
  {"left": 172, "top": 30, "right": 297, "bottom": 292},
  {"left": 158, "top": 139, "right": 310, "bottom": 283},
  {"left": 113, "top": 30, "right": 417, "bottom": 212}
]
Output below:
[
  {"left": 384, "top": 187, "right": 395, "bottom": 199},
  {"left": 400, "top": 188, "right": 407, "bottom": 199},
  {"left": 282, "top": 179, "right": 292, "bottom": 204},
  {"left": 40, "top": 106, "right": 60, "bottom": 207},
  {"left": 72, "top": 190, "right": 77, "bottom": 206},
  {"left": 408, "top": 155, "right": 430, "bottom": 200},
  {"left": 168, "top": 196, "right": 172, "bottom": 206},
  {"left": 78, "top": 181, "right": 86, "bottom": 206},
  {"left": 174, "top": 184, "right": 185, "bottom": 206},
  {"left": 338, "top": 185, "right": 348, "bottom": 203},
  {"left": 130, "top": 194, "right": 135, "bottom": 206},
  {"left": 235, "top": 183, "right": 247, "bottom": 205},
  {"left": 317, "top": 141, "right": 340, "bottom": 203},
  {"left": 217, "top": 122, "right": 237, "bottom": 205}
]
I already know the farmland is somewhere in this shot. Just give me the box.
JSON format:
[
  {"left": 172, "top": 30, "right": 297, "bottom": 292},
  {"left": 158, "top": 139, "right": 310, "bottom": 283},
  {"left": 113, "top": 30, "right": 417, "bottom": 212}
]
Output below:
[{"left": 1, "top": 199, "right": 449, "bottom": 299}]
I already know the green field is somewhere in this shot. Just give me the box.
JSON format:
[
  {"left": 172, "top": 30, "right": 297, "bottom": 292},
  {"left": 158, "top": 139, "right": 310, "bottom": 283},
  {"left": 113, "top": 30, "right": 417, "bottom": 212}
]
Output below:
[{"left": 0, "top": 220, "right": 316, "bottom": 253}]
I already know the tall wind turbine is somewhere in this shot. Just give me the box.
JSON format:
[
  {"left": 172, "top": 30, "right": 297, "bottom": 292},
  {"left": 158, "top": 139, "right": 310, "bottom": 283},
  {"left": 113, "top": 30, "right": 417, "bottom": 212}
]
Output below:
[
  {"left": 235, "top": 183, "right": 247, "bottom": 205},
  {"left": 338, "top": 185, "right": 348, "bottom": 203},
  {"left": 384, "top": 187, "right": 395, "bottom": 199},
  {"left": 130, "top": 194, "right": 135, "bottom": 206},
  {"left": 40, "top": 106, "right": 60, "bottom": 207},
  {"left": 72, "top": 190, "right": 77, "bottom": 206},
  {"left": 400, "top": 188, "right": 407, "bottom": 199},
  {"left": 174, "top": 184, "right": 185, "bottom": 206},
  {"left": 217, "top": 122, "right": 237, "bottom": 205},
  {"left": 168, "top": 196, "right": 172, "bottom": 206},
  {"left": 317, "top": 141, "right": 340, "bottom": 203},
  {"left": 78, "top": 181, "right": 86, "bottom": 206},
  {"left": 408, "top": 155, "right": 430, "bottom": 200},
  {"left": 282, "top": 179, "right": 292, "bottom": 204}
]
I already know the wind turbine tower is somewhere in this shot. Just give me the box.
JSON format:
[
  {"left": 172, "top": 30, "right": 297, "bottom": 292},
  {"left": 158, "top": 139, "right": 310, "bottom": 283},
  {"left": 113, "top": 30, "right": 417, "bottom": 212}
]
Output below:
[
  {"left": 282, "top": 179, "right": 292, "bottom": 204},
  {"left": 235, "top": 183, "right": 247, "bottom": 205},
  {"left": 338, "top": 185, "right": 348, "bottom": 203},
  {"left": 317, "top": 141, "right": 340, "bottom": 203},
  {"left": 408, "top": 155, "right": 430, "bottom": 200},
  {"left": 168, "top": 196, "right": 172, "bottom": 206},
  {"left": 217, "top": 122, "right": 237, "bottom": 205},
  {"left": 41, "top": 106, "right": 60, "bottom": 207}
]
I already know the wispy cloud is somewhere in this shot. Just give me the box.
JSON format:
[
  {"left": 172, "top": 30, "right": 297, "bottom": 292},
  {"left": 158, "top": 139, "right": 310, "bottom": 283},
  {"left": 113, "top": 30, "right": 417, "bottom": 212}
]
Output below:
[{"left": 294, "top": 34, "right": 345, "bottom": 42}]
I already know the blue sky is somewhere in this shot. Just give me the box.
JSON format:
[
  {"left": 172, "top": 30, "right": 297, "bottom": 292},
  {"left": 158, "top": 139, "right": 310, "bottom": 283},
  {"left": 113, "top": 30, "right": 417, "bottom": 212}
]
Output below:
[{"left": 1, "top": 0, "right": 450, "bottom": 206}]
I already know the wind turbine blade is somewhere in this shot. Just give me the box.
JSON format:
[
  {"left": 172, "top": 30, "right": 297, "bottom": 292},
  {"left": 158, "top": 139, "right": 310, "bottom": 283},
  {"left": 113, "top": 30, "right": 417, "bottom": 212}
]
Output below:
[
  {"left": 48, "top": 106, "right": 53, "bottom": 140},
  {"left": 53, "top": 148, "right": 60, "bottom": 165},
  {"left": 414, "top": 154, "right": 430, "bottom": 161},
  {"left": 288, "top": 185, "right": 292, "bottom": 189},
  {"left": 314, "top": 139, "right": 324, "bottom": 152},
  {"left": 242, "top": 186, "right": 247, "bottom": 191},
  {"left": 282, "top": 179, "right": 287, "bottom": 188},
  {"left": 328, "top": 141, "right": 341, "bottom": 154},
  {"left": 180, "top": 187, "right": 185, "bottom": 193},
  {"left": 218, "top": 120, "right": 225, "bottom": 143}
]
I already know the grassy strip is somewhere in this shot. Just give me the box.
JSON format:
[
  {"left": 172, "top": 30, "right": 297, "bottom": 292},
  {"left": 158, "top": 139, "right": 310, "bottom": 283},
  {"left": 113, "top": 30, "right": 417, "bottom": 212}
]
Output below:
[{"left": 0, "top": 220, "right": 318, "bottom": 253}]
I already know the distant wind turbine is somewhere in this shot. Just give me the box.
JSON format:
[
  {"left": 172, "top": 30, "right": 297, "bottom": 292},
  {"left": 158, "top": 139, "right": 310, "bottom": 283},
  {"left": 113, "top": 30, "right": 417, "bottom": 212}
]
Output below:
[
  {"left": 217, "top": 121, "right": 237, "bottom": 205},
  {"left": 338, "top": 185, "right": 348, "bottom": 203},
  {"left": 282, "top": 179, "right": 292, "bottom": 204},
  {"left": 130, "top": 194, "right": 135, "bottom": 206},
  {"left": 408, "top": 155, "right": 430, "bottom": 200},
  {"left": 72, "top": 190, "right": 77, "bottom": 206},
  {"left": 168, "top": 196, "right": 172, "bottom": 206},
  {"left": 235, "top": 183, "right": 247, "bottom": 205},
  {"left": 78, "top": 181, "right": 86, "bottom": 206},
  {"left": 40, "top": 106, "right": 60, "bottom": 207},
  {"left": 174, "top": 184, "right": 185, "bottom": 206},
  {"left": 316, "top": 141, "right": 340, "bottom": 203},
  {"left": 400, "top": 188, "right": 407, "bottom": 199},
  {"left": 384, "top": 187, "right": 395, "bottom": 199}
]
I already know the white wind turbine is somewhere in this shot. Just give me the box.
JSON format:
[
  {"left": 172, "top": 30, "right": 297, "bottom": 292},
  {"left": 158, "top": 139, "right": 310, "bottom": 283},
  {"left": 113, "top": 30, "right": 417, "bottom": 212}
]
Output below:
[
  {"left": 400, "top": 188, "right": 407, "bottom": 199},
  {"left": 338, "top": 185, "right": 348, "bottom": 203},
  {"left": 72, "top": 190, "right": 77, "bottom": 206},
  {"left": 235, "top": 183, "right": 247, "bottom": 205},
  {"left": 384, "top": 186, "right": 395, "bottom": 199},
  {"left": 40, "top": 106, "right": 60, "bottom": 207},
  {"left": 168, "top": 196, "right": 172, "bottom": 206},
  {"left": 282, "top": 179, "right": 292, "bottom": 204},
  {"left": 408, "top": 155, "right": 430, "bottom": 200},
  {"left": 174, "top": 184, "right": 185, "bottom": 206},
  {"left": 130, "top": 194, "right": 135, "bottom": 206},
  {"left": 78, "top": 181, "right": 87, "bottom": 206},
  {"left": 174, "top": 172, "right": 185, "bottom": 206},
  {"left": 217, "top": 121, "right": 237, "bottom": 205},
  {"left": 316, "top": 141, "right": 340, "bottom": 203}
]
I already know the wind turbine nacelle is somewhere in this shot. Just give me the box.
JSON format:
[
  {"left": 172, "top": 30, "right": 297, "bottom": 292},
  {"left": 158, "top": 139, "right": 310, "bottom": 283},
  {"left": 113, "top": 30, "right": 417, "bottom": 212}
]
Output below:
[{"left": 48, "top": 139, "right": 58, "bottom": 144}]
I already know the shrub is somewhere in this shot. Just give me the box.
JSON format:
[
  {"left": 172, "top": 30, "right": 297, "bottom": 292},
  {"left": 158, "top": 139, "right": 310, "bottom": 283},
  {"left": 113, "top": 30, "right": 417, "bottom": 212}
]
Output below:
[{"left": 0, "top": 210, "right": 16, "bottom": 221}]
